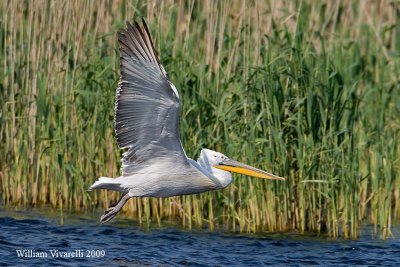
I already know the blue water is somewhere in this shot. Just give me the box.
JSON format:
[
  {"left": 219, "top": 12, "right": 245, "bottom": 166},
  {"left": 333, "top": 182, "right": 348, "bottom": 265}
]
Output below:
[{"left": 0, "top": 207, "right": 399, "bottom": 266}]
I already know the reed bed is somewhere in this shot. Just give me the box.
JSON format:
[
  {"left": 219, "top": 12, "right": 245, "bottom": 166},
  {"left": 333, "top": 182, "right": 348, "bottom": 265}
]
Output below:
[{"left": 1, "top": 0, "right": 399, "bottom": 239}]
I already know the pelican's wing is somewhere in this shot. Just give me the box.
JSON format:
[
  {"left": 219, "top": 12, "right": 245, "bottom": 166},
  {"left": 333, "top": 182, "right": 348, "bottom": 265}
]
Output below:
[{"left": 116, "top": 20, "right": 186, "bottom": 175}]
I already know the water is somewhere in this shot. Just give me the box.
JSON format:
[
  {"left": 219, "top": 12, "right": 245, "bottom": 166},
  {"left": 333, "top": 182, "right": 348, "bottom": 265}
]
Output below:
[{"left": 0, "top": 207, "right": 399, "bottom": 266}]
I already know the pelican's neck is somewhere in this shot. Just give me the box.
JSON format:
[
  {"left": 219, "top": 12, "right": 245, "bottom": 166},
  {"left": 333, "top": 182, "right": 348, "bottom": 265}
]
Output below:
[{"left": 193, "top": 152, "right": 232, "bottom": 189}]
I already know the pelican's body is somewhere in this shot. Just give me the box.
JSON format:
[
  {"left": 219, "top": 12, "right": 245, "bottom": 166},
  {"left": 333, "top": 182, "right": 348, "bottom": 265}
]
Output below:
[
  {"left": 89, "top": 19, "right": 284, "bottom": 223},
  {"left": 91, "top": 149, "right": 231, "bottom": 197}
]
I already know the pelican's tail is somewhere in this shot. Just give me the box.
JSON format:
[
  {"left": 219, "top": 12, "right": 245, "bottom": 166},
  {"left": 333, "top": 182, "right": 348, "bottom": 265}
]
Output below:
[{"left": 88, "top": 177, "right": 123, "bottom": 192}]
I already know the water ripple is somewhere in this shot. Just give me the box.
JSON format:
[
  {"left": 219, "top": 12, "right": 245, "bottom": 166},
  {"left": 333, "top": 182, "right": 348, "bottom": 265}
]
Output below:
[{"left": 0, "top": 208, "right": 399, "bottom": 267}]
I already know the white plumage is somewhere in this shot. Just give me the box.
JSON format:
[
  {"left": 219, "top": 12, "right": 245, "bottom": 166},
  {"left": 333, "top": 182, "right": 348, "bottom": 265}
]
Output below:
[{"left": 89, "top": 19, "right": 284, "bottom": 223}]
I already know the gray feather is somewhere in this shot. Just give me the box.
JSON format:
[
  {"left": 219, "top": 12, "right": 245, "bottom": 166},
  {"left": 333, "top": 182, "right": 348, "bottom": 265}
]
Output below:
[{"left": 115, "top": 20, "right": 185, "bottom": 175}]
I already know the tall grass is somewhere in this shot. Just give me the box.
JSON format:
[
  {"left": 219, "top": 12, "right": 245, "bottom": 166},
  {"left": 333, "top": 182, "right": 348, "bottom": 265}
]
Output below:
[{"left": 1, "top": 0, "right": 399, "bottom": 239}]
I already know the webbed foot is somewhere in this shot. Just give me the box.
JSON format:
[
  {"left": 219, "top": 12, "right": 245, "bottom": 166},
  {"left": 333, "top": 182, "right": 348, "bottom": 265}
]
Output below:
[{"left": 99, "top": 193, "right": 131, "bottom": 224}]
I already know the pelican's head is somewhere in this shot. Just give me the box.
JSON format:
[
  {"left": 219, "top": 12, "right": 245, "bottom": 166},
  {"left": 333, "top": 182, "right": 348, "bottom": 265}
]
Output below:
[{"left": 198, "top": 149, "right": 284, "bottom": 188}]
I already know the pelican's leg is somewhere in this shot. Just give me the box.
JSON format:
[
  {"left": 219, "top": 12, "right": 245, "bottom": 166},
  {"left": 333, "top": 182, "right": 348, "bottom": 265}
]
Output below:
[{"left": 100, "top": 193, "right": 131, "bottom": 224}]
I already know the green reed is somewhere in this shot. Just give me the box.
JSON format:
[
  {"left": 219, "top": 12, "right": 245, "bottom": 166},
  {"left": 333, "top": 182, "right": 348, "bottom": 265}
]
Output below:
[{"left": 1, "top": 0, "right": 399, "bottom": 239}]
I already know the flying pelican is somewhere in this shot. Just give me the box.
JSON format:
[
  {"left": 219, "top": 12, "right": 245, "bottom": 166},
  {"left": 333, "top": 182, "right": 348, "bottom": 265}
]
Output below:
[{"left": 89, "top": 19, "right": 284, "bottom": 224}]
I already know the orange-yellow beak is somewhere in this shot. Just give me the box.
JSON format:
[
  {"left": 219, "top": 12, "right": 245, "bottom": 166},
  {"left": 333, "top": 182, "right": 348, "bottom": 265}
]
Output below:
[{"left": 213, "top": 159, "right": 285, "bottom": 180}]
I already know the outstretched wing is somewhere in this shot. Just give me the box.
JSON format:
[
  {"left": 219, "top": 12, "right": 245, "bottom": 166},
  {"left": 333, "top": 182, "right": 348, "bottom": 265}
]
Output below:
[{"left": 115, "top": 19, "right": 187, "bottom": 175}]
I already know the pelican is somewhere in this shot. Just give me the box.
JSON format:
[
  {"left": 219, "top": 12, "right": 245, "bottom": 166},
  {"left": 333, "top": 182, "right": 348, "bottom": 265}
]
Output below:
[{"left": 89, "top": 19, "right": 284, "bottom": 224}]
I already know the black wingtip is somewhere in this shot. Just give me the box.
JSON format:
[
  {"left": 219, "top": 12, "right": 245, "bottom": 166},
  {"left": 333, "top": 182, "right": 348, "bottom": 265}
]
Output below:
[
  {"left": 125, "top": 20, "right": 132, "bottom": 28},
  {"left": 140, "top": 18, "right": 160, "bottom": 63},
  {"left": 141, "top": 17, "right": 148, "bottom": 28},
  {"left": 123, "top": 18, "right": 146, "bottom": 39},
  {"left": 124, "top": 17, "right": 147, "bottom": 29}
]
